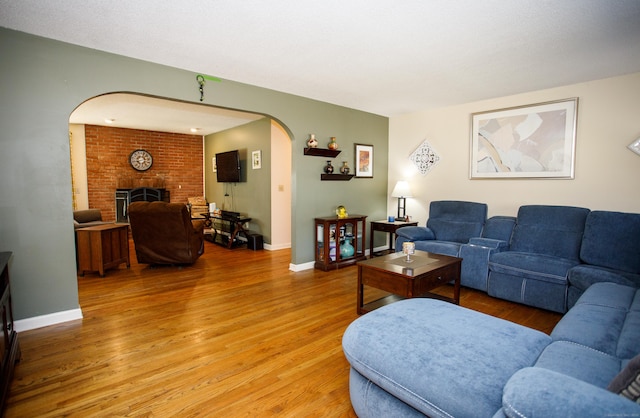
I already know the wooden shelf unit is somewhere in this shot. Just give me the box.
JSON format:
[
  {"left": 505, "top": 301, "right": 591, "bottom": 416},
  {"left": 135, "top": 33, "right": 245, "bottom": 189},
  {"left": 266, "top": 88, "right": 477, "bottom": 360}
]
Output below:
[
  {"left": 303, "top": 147, "right": 341, "bottom": 158},
  {"left": 320, "top": 174, "right": 354, "bottom": 181},
  {"left": 314, "top": 215, "right": 367, "bottom": 270}
]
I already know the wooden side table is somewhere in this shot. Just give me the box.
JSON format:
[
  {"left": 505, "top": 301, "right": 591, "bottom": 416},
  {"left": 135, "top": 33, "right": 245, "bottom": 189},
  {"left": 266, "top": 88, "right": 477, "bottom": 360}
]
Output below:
[
  {"left": 369, "top": 219, "right": 418, "bottom": 257},
  {"left": 76, "top": 224, "right": 130, "bottom": 277}
]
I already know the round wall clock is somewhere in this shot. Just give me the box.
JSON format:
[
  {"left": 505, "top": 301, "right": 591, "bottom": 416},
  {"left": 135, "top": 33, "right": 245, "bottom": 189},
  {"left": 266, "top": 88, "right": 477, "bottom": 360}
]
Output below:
[{"left": 129, "top": 149, "right": 153, "bottom": 171}]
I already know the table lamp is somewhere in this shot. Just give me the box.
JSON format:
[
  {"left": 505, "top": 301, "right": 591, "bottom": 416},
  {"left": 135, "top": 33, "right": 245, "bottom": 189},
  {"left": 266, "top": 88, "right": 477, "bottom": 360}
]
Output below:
[{"left": 391, "top": 181, "right": 412, "bottom": 221}]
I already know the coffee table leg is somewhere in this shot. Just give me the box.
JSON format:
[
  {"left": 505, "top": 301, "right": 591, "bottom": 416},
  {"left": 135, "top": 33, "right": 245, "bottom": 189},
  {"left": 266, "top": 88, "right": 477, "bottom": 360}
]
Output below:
[
  {"left": 357, "top": 265, "right": 365, "bottom": 314},
  {"left": 453, "top": 264, "right": 461, "bottom": 304}
]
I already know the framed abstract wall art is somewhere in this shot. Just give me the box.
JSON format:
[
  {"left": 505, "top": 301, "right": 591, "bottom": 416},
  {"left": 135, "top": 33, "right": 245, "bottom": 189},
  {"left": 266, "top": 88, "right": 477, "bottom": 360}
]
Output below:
[
  {"left": 470, "top": 98, "right": 578, "bottom": 179},
  {"left": 354, "top": 144, "right": 374, "bottom": 178}
]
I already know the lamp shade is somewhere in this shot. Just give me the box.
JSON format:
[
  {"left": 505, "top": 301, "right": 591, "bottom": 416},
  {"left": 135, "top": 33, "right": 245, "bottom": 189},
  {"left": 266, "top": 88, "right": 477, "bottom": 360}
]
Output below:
[{"left": 391, "top": 181, "right": 412, "bottom": 198}]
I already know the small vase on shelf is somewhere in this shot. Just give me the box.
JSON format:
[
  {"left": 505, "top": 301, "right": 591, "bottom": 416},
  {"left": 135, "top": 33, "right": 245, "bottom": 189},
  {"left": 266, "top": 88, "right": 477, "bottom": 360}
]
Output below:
[
  {"left": 324, "top": 160, "right": 334, "bottom": 174},
  {"left": 340, "top": 236, "right": 355, "bottom": 258},
  {"left": 307, "top": 134, "right": 318, "bottom": 148},
  {"left": 340, "top": 161, "right": 350, "bottom": 175},
  {"left": 328, "top": 137, "right": 338, "bottom": 150}
]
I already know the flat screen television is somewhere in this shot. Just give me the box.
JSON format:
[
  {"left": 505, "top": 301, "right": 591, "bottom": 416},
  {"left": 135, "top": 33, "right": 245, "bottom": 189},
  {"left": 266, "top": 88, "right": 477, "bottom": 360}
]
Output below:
[{"left": 215, "top": 150, "right": 241, "bottom": 183}]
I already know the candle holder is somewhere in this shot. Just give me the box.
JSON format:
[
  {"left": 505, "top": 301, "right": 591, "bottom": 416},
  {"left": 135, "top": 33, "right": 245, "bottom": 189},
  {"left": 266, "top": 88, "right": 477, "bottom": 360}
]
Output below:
[{"left": 402, "top": 242, "right": 415, "bottom": 263}]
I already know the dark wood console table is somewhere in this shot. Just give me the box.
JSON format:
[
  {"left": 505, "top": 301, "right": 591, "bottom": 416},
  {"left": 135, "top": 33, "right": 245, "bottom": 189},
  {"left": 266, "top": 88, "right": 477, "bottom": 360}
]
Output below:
[
  {"left": 201, "top": 212, "right": 252, "bottom": 249},
  {"left": 0, "top": 252, "right": 20, "bottom": 414}
]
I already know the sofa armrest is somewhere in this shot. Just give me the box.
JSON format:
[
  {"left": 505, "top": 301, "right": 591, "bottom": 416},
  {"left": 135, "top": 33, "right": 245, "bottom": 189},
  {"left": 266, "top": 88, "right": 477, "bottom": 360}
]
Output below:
[
  {"left": 467, "top": 237, "right": 509, "bottom": 251},
  {"left": 502, "top": 368, "right": 640, "bottom": 418},
  {"left": 459, "top": 238, "right": 509, "bottom": 291},
  {"left": 395, "top": 226, "right": 435, "bottom": 241}
]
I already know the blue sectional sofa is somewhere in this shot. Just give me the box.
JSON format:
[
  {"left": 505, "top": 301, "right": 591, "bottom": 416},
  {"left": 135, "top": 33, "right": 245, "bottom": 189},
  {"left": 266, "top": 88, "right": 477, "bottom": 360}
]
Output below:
[
  {"left": 342, "top": 282, "right": 640, "bottom": 417},
  {"left": 396, "top": 202, "right": 640, "bottom": 313}
]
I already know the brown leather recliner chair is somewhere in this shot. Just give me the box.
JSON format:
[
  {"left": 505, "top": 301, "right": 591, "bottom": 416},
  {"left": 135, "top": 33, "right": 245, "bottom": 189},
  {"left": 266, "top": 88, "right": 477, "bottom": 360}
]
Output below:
[{"left": 128, "top": 201, "right": 205, "bottom": 265}]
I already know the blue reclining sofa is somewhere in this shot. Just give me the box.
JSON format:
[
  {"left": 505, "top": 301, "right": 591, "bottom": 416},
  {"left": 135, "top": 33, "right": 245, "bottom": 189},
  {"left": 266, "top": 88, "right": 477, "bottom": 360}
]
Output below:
[{"left": 395, "top": 202, "right": 640, "bottom": 313}]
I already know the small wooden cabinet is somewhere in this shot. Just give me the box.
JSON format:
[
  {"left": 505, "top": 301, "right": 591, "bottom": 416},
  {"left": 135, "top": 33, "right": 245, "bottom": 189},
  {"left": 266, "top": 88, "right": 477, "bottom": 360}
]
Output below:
[
  {"left": 314, "top": 215, "right": 367, "bottom": 270},
  {"left": 76, "top": 224, "right": 130, "bottom": 277},
  {"left": 0, "top": 252, "right": 20, "bottom": 414}
]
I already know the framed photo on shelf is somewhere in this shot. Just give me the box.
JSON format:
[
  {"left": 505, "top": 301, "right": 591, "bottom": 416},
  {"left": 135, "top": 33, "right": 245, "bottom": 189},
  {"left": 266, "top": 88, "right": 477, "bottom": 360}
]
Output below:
[
  {"left": 354, "top": 144, "right": 374, "bottom": 178},
  {"left": 470, "top": 98, "right": 578, "bottom": 179}
]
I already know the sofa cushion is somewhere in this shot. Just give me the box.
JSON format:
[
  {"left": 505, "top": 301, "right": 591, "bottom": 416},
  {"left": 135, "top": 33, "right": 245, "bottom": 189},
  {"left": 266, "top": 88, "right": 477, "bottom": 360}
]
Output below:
[
  {"left": 569, "top": 265, "right": 640, "bottom": 292},
  {"left": 608, "top": 353, "right": 640, "bottom": 402},
  {"left": 489, "top": 252, "right": 578, "bottom": 285},
  {"left": 503, "top": 368, "right": 640, "bottom": 418},
  {"left": 395, "top": 226, "right": 435, "bottom": 241},
  {"left": 342, "top": 298, "right": 550, "bottom": 418},
  {"left": 412, "top": 240, "right": 461, "bottom": 257},
  {"left": 509, "top": 205, "right": 589, "bottom": 260},
  {"left": 551, "top": 282, "right": 640, "bottom": 359},
  {"left": 73, "top": 209, "right": 102, "bottom": 224},
  {"left": 426, "top": 200, "right": 487, "bottom": 243},
  {"left": 481, "top": 215, "right": 516, "bottom": 241},
  {"left": 535, "top": 341, "right": 621, "bottom": 388},
  {"left": 580, "top": 210, "right": 640, "bottom": 274}
]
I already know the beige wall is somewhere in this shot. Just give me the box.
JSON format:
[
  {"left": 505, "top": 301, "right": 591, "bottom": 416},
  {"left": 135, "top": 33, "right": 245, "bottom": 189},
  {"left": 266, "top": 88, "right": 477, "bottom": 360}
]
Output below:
[
  {"left": 388, "top": 72, "right": 640, "bottom": 222},
  {"left": 69, "top": 124, "right": 89, "bottom": 210},
  {"left": 271, "top": 121, "right": 292, "bottom": 250}
]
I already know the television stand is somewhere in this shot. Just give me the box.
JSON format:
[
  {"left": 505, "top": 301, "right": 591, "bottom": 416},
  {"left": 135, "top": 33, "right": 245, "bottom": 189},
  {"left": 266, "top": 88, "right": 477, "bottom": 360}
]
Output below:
[{"left": 201, "top": 211, "right": 252, "bottom": 249}]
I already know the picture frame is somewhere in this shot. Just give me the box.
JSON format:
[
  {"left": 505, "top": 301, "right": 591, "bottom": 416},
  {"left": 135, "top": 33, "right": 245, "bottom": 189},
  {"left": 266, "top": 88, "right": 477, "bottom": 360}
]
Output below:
[
  {"left": 354, "top": 144, "right": 374, "bottom": 178},
  {"left": 470, "top": 98, "right": 578, "bottom": 179},
  {"left": 251, "top": 150, "right": 261, "bottom": 169}
]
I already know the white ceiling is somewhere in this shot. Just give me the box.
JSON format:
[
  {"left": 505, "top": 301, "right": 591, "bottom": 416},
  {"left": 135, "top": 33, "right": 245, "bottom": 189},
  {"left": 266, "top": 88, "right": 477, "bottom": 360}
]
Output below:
[
  {"left": 69, "top": 93, "right": 264, "bottom": 136},
  {"left": 3, "top": 0, "right": 640, "bottom": 121}
]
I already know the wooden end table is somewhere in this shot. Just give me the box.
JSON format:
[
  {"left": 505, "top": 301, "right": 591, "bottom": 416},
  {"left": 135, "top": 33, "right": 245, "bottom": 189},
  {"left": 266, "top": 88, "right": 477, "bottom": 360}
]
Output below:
[
  {"left": 369, "top": 219, "right": 418, "bottom": 257},
  {"left": 76, "top": 224, "right": 130, "bottom": 277},
  {"left": 357, "top": 250, "right": 461, "bottom": 314}
]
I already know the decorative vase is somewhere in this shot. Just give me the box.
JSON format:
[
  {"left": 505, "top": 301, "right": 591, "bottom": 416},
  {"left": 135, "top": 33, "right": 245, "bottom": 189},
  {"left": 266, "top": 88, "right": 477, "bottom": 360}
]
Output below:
[
  {"left": 307, "top": 134, "right": 318, "bottom": 148},
  {"left": 340, "top": 161, "right": 350, "bottom": 175},
  {"left": 324, "top": 160, "right": 334, "bottom": 174},
  {"left": 340, "top": 236, "right": 355, "bottom": 258},
  {"left": 328, "top": 137, "right": 338, "bottom": 150}
]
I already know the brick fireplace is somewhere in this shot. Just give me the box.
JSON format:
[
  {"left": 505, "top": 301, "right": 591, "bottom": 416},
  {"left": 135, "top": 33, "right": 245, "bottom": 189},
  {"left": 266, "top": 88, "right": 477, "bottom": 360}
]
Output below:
[{"left": 85, "top": 125, "right": 204, "bottom": 222}]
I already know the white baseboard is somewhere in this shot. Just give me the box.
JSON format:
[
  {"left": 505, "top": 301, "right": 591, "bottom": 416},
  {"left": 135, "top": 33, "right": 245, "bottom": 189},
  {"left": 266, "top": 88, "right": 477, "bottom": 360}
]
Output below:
[
  {"left": 265, "top": 242, "right": 291, "bottom": 251},
  {"left": 289, "top": 247, "right": 399, "bottom": 272},
  {"left": 15, "top": 308, "right": 83, "bottom": 332},
  {"left": 289, "top": 261, "right": 315, "bottom": 271}
]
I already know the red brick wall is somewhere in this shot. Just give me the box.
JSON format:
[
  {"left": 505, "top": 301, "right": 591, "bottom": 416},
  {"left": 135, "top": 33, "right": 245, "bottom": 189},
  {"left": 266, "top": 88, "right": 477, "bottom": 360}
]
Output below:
[{"left": 85, "top": 125, "right": 204, "bottom": 222}]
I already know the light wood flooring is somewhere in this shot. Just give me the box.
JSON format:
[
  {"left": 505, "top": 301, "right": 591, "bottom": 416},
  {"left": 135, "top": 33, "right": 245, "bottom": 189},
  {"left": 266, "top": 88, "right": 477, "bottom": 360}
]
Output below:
[{"left": 5, "top": 240, "right": 562, "bottom": 417}]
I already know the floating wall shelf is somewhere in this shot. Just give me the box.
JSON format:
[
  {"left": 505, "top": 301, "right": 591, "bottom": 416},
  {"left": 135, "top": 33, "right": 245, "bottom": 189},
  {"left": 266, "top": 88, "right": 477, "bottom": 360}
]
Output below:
[
  {"left": 304, "top": 147, "right": 341, "bottom": 158},
  {"left": 321, "top": 174, "right": 354, "bottom": 181}
]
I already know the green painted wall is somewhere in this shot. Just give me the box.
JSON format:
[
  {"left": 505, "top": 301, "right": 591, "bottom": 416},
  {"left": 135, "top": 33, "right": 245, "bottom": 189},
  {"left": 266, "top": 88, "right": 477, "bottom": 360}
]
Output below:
[
  {"left": 204, "top": 118, "right": 272, "bottom": 242},
  {"left": 0, "top": 28, "right": 388, "bottom": 321}
]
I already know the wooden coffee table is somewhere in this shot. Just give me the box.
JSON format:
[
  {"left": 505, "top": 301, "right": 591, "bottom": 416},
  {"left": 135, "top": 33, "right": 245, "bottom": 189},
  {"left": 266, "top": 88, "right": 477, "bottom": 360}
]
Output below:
[{"left": 357, "top": 250, "right": 461, "bottom": 314}]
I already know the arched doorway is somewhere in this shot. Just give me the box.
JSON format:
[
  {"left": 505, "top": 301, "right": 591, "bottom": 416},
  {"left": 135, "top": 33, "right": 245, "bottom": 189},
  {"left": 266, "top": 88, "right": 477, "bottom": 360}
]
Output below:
[{"left": 69, "top": 92, "right": 292, "bottom": 249}]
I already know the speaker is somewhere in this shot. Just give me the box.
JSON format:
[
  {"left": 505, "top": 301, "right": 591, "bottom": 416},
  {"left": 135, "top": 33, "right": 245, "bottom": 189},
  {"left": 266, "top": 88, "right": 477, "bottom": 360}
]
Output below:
[{"left": 247, "top": 233, "right": 263, "bottom": 251}]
